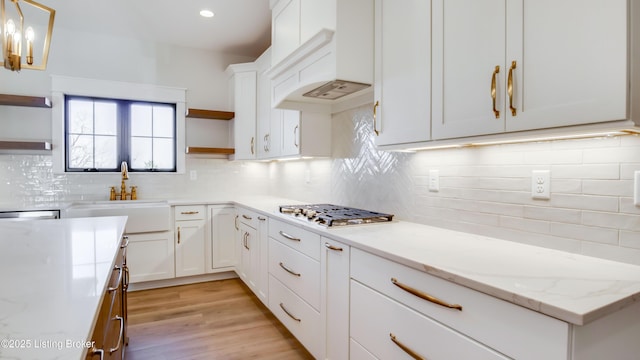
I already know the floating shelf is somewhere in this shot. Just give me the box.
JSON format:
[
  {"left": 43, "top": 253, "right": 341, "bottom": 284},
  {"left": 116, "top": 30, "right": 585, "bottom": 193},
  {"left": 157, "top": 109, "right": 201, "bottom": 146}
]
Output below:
[
  {"left": 0, "top": 141, "right": 52, "bottom": 151},
  {"left": 186, "top": 108, "right": 234, "bottom": 120},
  {"left": 186, "top": 147, "right": 235, "bottom": 155},
  {"left": 0, "top": 94, "right": 51, "bottom": 108}
]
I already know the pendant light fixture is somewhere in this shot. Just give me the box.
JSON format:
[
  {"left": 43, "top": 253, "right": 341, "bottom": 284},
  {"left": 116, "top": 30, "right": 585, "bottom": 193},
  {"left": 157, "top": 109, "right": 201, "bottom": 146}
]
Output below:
[{"left": 1, "top": 0, "right": 54, "bottom": 71}]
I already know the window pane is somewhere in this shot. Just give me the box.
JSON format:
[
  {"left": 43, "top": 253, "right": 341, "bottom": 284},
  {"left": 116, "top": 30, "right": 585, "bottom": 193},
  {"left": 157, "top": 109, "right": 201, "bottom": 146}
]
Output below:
[
  {"left": 68, "top": 134, "right": 94, "bottom": 168},
  {"left": 94, "top": 136, "right": 117, "bottom": 168},
  {"left": 131, "top": 104, "right": 152, "bottom": 137},
  {"left": 94, "top": 101, "right": 117, "bottom": 135},
  {"left": 153, "top": 138, "right": 175, "bottom": 169},
  {"left": 68, "top": 99, "right": 94, "bottom": 134},
  {"left": 153, "top": 106, "right": 174, "bottom": 138},
  {"left": 131, "top": 137, "right": 152, "bottom": 169}
]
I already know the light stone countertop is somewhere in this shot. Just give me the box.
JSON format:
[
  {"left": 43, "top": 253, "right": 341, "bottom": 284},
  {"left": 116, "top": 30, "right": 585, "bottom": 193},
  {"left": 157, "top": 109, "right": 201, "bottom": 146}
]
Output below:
[
  {"left": 0, "top": 216, "right": 127, "bottom": 360},
  {"left": 233, "top": 196, "right": 640, "bottom": 326}
]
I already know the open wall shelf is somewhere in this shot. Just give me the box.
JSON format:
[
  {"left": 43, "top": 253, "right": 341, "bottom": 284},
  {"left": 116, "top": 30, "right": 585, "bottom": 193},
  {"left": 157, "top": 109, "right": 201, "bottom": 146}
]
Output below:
[
  {"left": 0, "top": 94, "right": 51, "bottom": 108},
  {"left": 186, "top": 108, "right": 234, "bottom": 120},
  {"left": 0, "top": 141, "right": 52, "bottom": 151},
  {"left": 185, "top": 147, "right": 235, "bottom": 155}
]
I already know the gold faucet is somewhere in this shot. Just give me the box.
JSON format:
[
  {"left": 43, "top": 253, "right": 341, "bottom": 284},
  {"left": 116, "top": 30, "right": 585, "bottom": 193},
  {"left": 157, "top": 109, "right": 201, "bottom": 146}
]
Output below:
[{"left": 109, "top": 161, "right": 137, "bottom": 200}]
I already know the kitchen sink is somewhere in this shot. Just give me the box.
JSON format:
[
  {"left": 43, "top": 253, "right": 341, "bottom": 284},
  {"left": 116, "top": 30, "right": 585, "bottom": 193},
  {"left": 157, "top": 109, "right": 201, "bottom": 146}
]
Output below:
[{"left": 64, "top": 200, "right": 171, "bottom": 233}]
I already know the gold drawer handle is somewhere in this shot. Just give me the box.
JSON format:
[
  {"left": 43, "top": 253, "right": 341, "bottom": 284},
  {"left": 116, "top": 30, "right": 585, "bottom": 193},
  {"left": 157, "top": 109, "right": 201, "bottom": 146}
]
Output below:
[
  {"left": 279, "top": 303, "right": 301, "bottom": 322},
  {"left": 508, "top": 60, "right": 517, "bottom": 116},
  {"left": 491, "top": 65, "right": 500, "bottom": 119},
  {"left": 180, "top": 211, "right": 200, "bottom": 215},
  {"left": 391, "top": 278, "right": 462, "bottom": 311},
  {"left": 390, "top": 333, "right": 424, "bottom": 360},
  {"left": 242, "top": 214, "right": 253, "bottom": 220},
  {"left": 373, "top": 100, "right": 380, "bottom": 136},
  {"left": 324, "top": 242, "right": 343, "bottom": 251},
  {"left": 279, "top": 262, "right": 301, "bottom": 277},
  {"left": 279, "top": 231, "right": 301, "bottom": 242}
]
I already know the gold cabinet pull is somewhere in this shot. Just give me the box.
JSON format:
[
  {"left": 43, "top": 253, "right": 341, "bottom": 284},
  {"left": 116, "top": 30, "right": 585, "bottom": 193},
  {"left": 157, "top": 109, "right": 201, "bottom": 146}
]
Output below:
[
  {"left": 242, "top": 214, "right": 253, "bottom": 220},
  {"left": 373, "top": 100, "right": 380, "bottom": 136},
  {"left": 243, "top": 233, "right": 250, "bottom": 250},
  {"left": 279, "top": 262, "right": 301, "bottom": 277},
  {"left": 234, "top": 215, "right": 239, "bottom": 230},
  {"left": 258, "top": 216, "right": 266, "bottom": 221},
  {"left": 508, "top": 60, "right": 517, "bottom": 116},
  {"left": 324, "top": 242, "right": 343, "bottom": 251},
  {"left": 180, "top": 211, "right": 199, "bottom": 215},
  {"left": 108, "top": 265, "right": 123, "bottom": 292},
  {"left": 279, "top": 231, "right": 301, "bottom": 242},
  {"left": 250, "top": 136, "right": 255, "bottom": 155},
  {"left": 177, "top": 226, "right": 181, "bottom": 244},
  {"left": 389, "top": 333, "right": 425, "bottom": 360},
  {"left": 109, "top": 316, "right": 125, "bottom": 354},
  {"left": 491, "top": 65, "right": 500, "bottom": 119},
  {"left": 294, "top": 125, "right": 299, "bottom": 148},
  {"left": 391, "top": 278, "right": 462, "bottom": 311},
  {"left": 279, "top": 303, "right": 301, "bottom": 322}
]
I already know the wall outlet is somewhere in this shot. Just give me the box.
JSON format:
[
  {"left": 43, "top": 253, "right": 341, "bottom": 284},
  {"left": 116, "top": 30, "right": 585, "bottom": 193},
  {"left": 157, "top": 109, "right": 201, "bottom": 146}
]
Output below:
[
  {"left": 428, "top": 170, "right": 439, "bottom": 192},
  {"left": 634, "top": 171, "right": 640, "bottom": 207},
  {"left": 190, "top": 170, "right": 197, "bottom": 180},
  {"left": 531, "top": 170, "right": 550, "bottom": 200}
]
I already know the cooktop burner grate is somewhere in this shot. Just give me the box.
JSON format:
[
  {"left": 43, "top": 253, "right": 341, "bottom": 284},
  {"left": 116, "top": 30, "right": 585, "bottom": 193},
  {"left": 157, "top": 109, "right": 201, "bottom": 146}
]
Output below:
[{"left": 279, "top": 204, "right": 394, "bottom": 227}]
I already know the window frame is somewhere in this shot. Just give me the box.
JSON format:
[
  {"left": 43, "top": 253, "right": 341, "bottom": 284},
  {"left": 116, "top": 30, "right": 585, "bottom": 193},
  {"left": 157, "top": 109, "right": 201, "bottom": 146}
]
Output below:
[
  {"left": 51, "top": 76, "right": 186, "bottom": 175},
  {"left": 64, "top": 95, "right": 178, "bottom": 173}
]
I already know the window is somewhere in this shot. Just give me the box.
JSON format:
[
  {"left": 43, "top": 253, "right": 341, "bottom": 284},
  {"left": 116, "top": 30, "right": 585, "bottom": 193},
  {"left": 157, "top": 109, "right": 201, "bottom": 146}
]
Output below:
[{"left": 65, "top": 96, "right": 176, "bottom": 172}]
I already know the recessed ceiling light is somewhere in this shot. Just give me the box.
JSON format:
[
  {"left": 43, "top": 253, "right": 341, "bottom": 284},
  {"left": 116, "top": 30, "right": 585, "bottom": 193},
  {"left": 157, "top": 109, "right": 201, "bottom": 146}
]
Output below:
[{"left": 200, "top": 9, "right": 214, "bottom": 18}]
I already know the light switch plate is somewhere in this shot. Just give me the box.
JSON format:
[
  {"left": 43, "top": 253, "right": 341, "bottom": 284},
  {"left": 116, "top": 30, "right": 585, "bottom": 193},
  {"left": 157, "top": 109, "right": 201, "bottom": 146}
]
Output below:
[
  {"left": 428, "top": 170, "right": 439, "bottom": 192},
  {"left": 532, "top": 170, "right": 550, "bottom": 200}
]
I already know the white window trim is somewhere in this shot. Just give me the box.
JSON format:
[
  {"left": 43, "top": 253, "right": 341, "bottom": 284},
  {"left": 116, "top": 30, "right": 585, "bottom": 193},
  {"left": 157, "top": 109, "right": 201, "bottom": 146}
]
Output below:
[{"left": 51, "top": 75, "right": 186, "bottom": 174}]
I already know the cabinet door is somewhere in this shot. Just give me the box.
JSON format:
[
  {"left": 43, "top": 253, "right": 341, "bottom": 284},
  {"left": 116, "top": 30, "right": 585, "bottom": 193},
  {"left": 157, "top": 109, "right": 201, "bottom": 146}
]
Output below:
[
  {"left": 374, "top": 0, "right": 431, "bottom": 147},
  {"left": 257, "top": 215, "right": 269, "bottom": 305},
  {"left": 207, "top": 206, "right": 236, "bottom": 271},
  {"left": 281, "top": 109, "right": 301, "bottom": 156},
  {"left": 322, "top": 238, "right": 350, "bottom": 360},
  {"left": 505, "top": 0, "right": 627, "bottom": 132},
  {"left": 175, "top": 220, "right": 206, "bottom": 277},
  {"left": 432, "top": 0, "right": 506, "bottom": 139},
  {"left": 230, "top": 70, "right": 257, "bottom": 160},
  {"left": 272, "top": 0, "right": 301, "bottom": 65},
  {"left": 239, "top": 223, "right": 258, "bottom": 291},
  {"left": 127, "top": 232, "right": 174, "bottom": 283}
]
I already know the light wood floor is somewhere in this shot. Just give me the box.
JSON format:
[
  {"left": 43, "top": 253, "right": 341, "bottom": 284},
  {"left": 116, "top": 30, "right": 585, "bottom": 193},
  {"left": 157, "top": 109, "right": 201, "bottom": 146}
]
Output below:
[{"left": 125, "top": 279, "right": 314, "bottom": 360}]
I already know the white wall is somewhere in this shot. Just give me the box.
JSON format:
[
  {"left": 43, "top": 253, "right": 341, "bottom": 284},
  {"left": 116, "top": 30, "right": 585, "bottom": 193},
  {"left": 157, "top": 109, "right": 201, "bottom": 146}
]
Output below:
[{"left": 270, "top": 105, "right": 640, "bottom": 266}]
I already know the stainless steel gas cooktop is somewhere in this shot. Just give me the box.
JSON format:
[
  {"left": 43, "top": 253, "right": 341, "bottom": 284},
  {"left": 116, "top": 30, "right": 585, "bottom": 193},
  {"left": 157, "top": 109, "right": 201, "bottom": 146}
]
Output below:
[{"left": 279, "top": 204, "right": 394, "bottom": 227}]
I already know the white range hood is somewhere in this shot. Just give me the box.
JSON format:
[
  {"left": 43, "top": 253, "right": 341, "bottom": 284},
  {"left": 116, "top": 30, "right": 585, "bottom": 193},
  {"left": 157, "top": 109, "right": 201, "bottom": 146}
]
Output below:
[{"left": 267, "top": 26, "right": 374, "bottom": 114}]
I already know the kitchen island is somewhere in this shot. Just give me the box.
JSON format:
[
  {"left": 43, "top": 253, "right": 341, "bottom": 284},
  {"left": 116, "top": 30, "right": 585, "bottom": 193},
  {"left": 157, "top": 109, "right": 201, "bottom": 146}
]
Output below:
[{"left": 0, "top": 216, "right": 127, "bottom": 360}]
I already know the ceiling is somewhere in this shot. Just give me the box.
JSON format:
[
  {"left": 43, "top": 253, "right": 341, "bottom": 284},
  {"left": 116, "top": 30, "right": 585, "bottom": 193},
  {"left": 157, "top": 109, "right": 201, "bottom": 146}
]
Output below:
[{"left": 48, "top": 0, "right": 272, "bottom": 58}]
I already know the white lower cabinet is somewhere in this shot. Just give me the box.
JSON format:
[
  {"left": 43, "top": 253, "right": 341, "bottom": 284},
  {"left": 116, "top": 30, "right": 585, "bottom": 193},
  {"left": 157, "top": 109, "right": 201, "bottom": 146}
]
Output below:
[
  {"left": 322, "top": 237, "right": 350, "bottom": 360},
  {"left": 350, "top": 338, "right": 377, "bottom": 360},
  {"left": 126, "top": 231, "right": 174, "bottom": 283},
  {"left": 350, "top": 248, "right": 568, "bottom": 360},
  {"left": 351, "top": 280, "right": 508, "bottom": 360},
  {"left": 206, "top": 205, "right": 236, "bottom": 271},
  {"left": 269, "top": 274, "right": 322, "bottom": 358},
  {"left": 174, "top": 205, "right": 206, "bottom": 278},
  {"left": 235, "top": 207, "right": 269, "bottom": 305}
]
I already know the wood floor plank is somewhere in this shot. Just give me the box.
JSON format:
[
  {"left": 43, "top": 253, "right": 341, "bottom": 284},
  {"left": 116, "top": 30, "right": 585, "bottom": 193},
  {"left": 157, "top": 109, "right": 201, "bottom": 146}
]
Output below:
[{"left": 125, "top": 279, "right": 314, "bottom": 360}]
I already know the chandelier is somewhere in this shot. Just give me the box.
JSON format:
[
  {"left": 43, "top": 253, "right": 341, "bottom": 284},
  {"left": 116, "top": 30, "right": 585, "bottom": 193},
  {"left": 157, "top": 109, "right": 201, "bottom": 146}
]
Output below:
[{"left": 1, "top": 0, "right": 54, "bottom": 71}]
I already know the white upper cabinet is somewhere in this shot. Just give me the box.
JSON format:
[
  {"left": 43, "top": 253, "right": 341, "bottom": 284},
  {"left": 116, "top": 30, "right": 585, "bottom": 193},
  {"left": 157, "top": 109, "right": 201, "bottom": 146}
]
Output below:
[
  {"left": 227, "top": 63, "right": 258, "bottom": 160},
  {"left": 505, "top": 0, "right": 627, "bottom": 132},
  {"left": 256, "top": 49, "right": 282, "bottom": 159},
  {"left": 373, "top": 0, "right": 432, "bottom": 147},
  {"left": 432, "top": 0, "right": 628, "bottom": 140}
]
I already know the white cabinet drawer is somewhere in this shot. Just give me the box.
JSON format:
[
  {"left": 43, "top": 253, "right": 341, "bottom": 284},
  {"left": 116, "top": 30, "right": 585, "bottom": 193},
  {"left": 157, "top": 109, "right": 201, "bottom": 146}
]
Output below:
[
  {"left": 269, "top": 274, "right": 322, "bottom": 359},
  {"left": 351, "top": 280, "right": 509, "bottom": 360},
  {"left": 269, "top": 219, "right": 320, "bottom": 260},
  {"left": 351, "top": 248, "right": 569, "bottom": 360},
  {"left": 269, "top": 238, "right": 320, "bottom": 310},
  {"left": 174, "top": 205, "right": 206, "bottom": 221},
  {"left": 237, "top": 207, "right": 259, "bottom": 228}
]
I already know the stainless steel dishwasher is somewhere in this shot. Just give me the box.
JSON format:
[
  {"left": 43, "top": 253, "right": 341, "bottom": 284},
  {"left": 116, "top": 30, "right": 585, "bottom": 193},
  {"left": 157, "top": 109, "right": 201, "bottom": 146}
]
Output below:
[{"left": 0, "top": 210, "right": 61, "bottom": 220}]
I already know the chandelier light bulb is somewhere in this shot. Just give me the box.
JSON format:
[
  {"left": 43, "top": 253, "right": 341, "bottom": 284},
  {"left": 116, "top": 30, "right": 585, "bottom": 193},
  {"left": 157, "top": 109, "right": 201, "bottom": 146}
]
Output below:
[
  {"left": 6, "top": 19, "right": 16, "bottom": 35},
  {"left": 25, "top": 27, "right": 35, "bottom": 41}
]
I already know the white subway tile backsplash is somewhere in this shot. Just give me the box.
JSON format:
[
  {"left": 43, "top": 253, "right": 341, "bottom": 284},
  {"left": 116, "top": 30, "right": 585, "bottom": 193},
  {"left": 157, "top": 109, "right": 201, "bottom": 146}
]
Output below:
[{"left": 272, "top": 105, "right": 640, "bottom": 265}]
